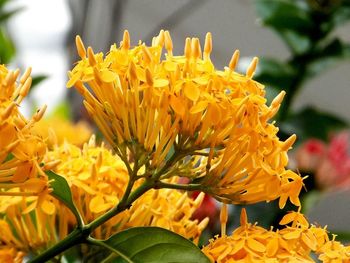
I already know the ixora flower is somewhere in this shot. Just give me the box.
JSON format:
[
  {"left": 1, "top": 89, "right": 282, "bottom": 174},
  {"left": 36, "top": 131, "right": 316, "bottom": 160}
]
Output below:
[
  {"left": 32, "top": 116, "right": 92, "bottom": 147},
  {"left": 44, "top": 136, "right": 208, "bottom": 242},
  {"left": 0, "top": 136, "right": 208, "bottom": 260},
  {"left": 0, "top": 65, "right": 51, "bottom": 199},
  {"left": 202, "top": 207, "right": 350, "bottom": 262},
  {"left": 68, "top": 30, "right": 303, "bottom": 208}
]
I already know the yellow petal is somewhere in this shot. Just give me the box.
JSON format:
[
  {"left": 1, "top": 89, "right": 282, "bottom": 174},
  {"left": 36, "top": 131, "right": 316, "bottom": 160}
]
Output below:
[
  {"left": 89, "top": 195, "right": 110, "bottom": 213},
  {"left": 41, "top": 199, "right": 56, "bottom": 215},
  {"left": 279, "top": 212, "right": 296, "bottom": 226},
  {"left": 283, "top": 229, "right": 302, "bottom": 240},
  {"left": 190, "top": 100, "right": 208, "bottom": 114},
  {"left": 100, "top": 70, "right": 118, "bottom": 83},
  {"left": 184, "top": 83, "right": 200, "bottom": 101},
  {"left": 153, "top": 79, "right": 169, "bottom": 88},
  {"left": 170, "top": 95, "right": 185, "bottom": 117},
  {"left": 266, "top": 238, "right": 278, "bottom": 257},
  {"left": 247, "top": 237, "right": 266, "bottom": 253}
]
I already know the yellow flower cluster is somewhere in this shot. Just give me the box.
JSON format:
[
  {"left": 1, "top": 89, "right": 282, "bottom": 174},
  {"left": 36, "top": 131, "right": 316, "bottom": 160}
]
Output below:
[
  {"left": 44, "top": 136, "right": 208, "bottom": 242},
  {"left": 32, "top": 116, "right": 92, "bottom": 147},
  {"left": 68, "top": 30, "right": 303, "bottom": 208},
  {"left": 202, "top": 208, "right": 350, "bottom": 262},
  {"left": 0, "top": 247, "right": 23, "bottom": 263},
  {"left": 0, "top": 135, "right": 208, "bottom": 259},
  {"left": 0, "top": 65, "right": 50, "bottom": 198}
]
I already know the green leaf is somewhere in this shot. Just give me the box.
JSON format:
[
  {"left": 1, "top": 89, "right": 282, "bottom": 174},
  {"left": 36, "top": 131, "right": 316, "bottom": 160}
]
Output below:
[
  {"left": 255, "top": 58, "right": 296, "bottom": 90},
  {"left": 46, "top": 171, "right": 83, "bottom": 226},
  {"left": 0, "top": 27, "right": 15, "bottom": 64},
  {"left": 0, "top": 7, "right": 23, "bottom": 23},
  {"left": 98, "top": 227, "right": 210, "bottom": 263},
  {"left": 31, "top": 75, "right": 48, "bottom": 90},
  {"left": 301, "top": 190, "right": 322, "bottom": 214},
  {"left": 307, "top": 39, "right": 350, "bottom": 78},
  {"left": 280, "top": 107, "right": 348, "bottom": 141},
  {"left": 330, "top": 6, "right": 350, "bottom": 28},
  {"left": 255, "top": 0, "right": 314, "bottom": 34},
  {"left": 45, "top": 101, "right": 72, "bottom": 120},
  {"left": 279, "top": 30, "right": 312, "bottom": 54}
]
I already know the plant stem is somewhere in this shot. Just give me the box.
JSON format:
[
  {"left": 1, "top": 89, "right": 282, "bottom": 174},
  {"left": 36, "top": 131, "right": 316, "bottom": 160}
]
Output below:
[
  {"left": 30, "top": 147, "right": 195, "bottom": 262},
  {"left": 86, "top": 180, "right": 153, "bottom": 232},
  {"left": 30, "top": 180, "right": 153, "bottom": 263},
  {"left": 155, "top": 181, "right": 202, "bottom": 191},
  {"left": 29, "top": 227, "right": 84, "bottom": 263}
]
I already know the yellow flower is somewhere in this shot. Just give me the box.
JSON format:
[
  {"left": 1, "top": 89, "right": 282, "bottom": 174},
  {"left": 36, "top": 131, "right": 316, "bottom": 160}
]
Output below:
[
  {"left": 0, "top": 247, "right": 23, "bottom": 263},
  {"left": 68, "top": 31, "right": 303, "bottom": 208},
  {"left": 317, "top": 236, "right": 350, "bottom": 263},
  {"left": 0, "top": 65, "right": 49, "bottom": 197},
  {"left": 32, "top": 116, "right": 92, "bottom": 147},
  {"left": 44, "top": 136, "right": 208, "bottom": 242},
  {"left": 202, "top": 208, "right": 349, "bottom": 263}
]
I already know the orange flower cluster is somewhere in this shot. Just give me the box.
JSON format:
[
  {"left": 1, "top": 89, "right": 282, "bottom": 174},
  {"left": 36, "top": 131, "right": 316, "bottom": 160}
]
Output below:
[
  {"left": 44, "top": 137, "right": 208, "bottom": 242},
  {"left": 68, "top": 30, "right": 303, "bottom": 208},
  {"left": 0, "top": 65, "right": 50, "bottom": 198},
  {"left": 203, "top": 208, "right": 350, "bottom": 262}
]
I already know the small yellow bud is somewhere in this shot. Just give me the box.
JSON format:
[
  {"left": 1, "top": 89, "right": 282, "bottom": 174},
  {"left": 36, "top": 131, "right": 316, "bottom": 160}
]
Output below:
[
  {"left": 229, "top": 50, "right": 240, "bottom": 71},
  {"left": 246, "top": 57, "right": 258, "bottom": 78},
  {"left": 191, "top": 38, "right": 201, "bottom": 59},
  {"left": 164, "top": 30, "right": 173, "bottom": 55},
  {"left": 33, "top": 105, "right": 47, "bottom": 122},
  {"left": 20, "top": 67, "right": 32, "bottom": 84},
  {"left": 271, "top": 91, "right": 286, "bottom": 108},
  {"left": 184, "top": 37, "right": 191, "bottom": 59},
  {"left": 87, "top": 47, "right": 97, "bottom": 66},
  {"left": 1, "top": 102, "right": 16, "bottom": 120},
  {"left": 75, "top": 35, "right": 86, "bottom": 59},
  {"left": 19, "top": 77, "right": 32, "bottom": 97},
  {"left": 204, "top": 32, "right": 212, "bottom": 59},
  {"left": 281, "top": 134, "right": 297, "bottom": 151},
  {"left": 122, "top": 30, "right": 130, "bottom": 50}
]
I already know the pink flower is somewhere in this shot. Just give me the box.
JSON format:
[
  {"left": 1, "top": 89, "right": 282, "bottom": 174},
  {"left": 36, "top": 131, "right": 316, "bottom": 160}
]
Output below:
[
  {"left": 295, "top": 139, "right": 326, "bottom": 172},
  {"left": 295, "top": 131, "right": 350, "bottom": 190}
]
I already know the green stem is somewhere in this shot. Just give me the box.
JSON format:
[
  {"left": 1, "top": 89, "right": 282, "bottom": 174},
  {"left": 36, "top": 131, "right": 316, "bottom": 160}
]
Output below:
[
  {"left": 29, "top": 227, "right": 85, "bottom": 263},
  {"left": 30, "top": 180, "right": 153, "bottom": 263},
  {"left": 86, "top": 180, "right": 153, "bottom": 232},
  {"left": 155, "top": 181, "right": 202, "bottom": 191},
  {"left": 30, "top": 149, "right": 195, "bottom": 262}
]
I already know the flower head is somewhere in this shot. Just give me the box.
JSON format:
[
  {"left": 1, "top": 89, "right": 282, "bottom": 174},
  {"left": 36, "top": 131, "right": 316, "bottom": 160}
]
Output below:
[
  {"left": 68, "top": 31, "right": 303, "bottom": 208},
  {"left": 32, "top": 116, "right": 92, "bottom": 147},
  {"left": 202, "top": 208, "right": 350, "bottom": 262},
  {"left": 0, "top": 65, "right": 49, "bottom": 198},
  {"left": 44, "top": 137, "right": 208, "bottom": 242}
]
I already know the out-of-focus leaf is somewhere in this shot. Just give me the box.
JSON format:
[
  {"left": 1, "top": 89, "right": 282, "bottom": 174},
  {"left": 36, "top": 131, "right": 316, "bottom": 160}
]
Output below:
[
  {"left": 0, "top": 27, "right": 15, "bottom": 63},
  {"left": 49, "top": 101, "right": 72, "bottom": 120},
  {"left": 46, "top": 171, "right": 82, "bottom": 225},
  {"left": 31, "top": 75, "right": 48, "bottom": 90},
  {"left": 302, "top": 190, "right": 322, "bottom": 214},
  {"left": 255, "top": 58, "right": 296, "bottom": 90},
  {"left": 331, "top": 6, "right": 350, "bottom": 27},
  {"left": 307, "top": 39, "right": 350, "bottom": 77},
  {"left": 99, "top": 227, "right": 210, "bottom": 263},
  {"left": 333, "top": 231, "right": 350, "bottom": 242},
  {"left": 280, "top": 107, "right": 348, "bottom": 141},
  {"left": 255, "top": 0, "right": 314, "bottom": 34},
  {"left": 279, "top": 30, "right": 312, "bottom": 54},
  {"left": 0, "top": 7, "right": 23, "bottom": 23},
  {"left": 0, "top": 0, "right": 10, "bottom": 9}
]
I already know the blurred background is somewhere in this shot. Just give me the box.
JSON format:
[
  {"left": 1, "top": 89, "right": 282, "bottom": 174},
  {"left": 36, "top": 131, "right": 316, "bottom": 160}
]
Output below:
[{"left": 2, "top": 0, "right": 350, "bottom": 241}]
